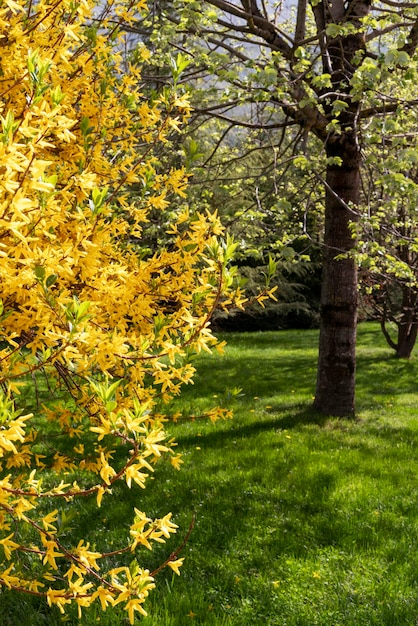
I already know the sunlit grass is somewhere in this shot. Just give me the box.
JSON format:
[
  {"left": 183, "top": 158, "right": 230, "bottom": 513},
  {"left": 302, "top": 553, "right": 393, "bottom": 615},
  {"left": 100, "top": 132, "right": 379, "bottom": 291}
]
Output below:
[{"left": 2, "top": 322, "right": 418, "bottom": 625}]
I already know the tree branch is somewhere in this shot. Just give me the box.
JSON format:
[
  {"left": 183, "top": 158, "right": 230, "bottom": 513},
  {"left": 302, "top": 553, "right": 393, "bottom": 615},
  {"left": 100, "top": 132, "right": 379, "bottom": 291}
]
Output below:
[
  {"left": 400, "top": 17, "right": 418, "bottom": 56},
  {"left": 205, "top": 0, "right": 293, "bottom": 57},
  {"left": 193, "top": 108, "right": 298, "bottom": 129},
  {"left": 295, "top": 0, "right": 307, "bottom": 46}
]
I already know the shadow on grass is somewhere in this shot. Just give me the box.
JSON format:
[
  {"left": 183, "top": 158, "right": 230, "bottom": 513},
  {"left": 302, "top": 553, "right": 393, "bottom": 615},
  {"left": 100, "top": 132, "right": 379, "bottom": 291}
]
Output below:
[
  {"left": 184, "top": 352, "right": 317, "bottom": 403},
  {"left": 356, "top": 352, "right": 418, "bottom": 396},
  {"left": 186, "top": 330, "right": 418, "bottom": 414},
  {"left": 214, "top": 327, "right": 319, "bottom": 351},
  {"left": 175, "top": 405, "right": 329, "bottom": 448}
]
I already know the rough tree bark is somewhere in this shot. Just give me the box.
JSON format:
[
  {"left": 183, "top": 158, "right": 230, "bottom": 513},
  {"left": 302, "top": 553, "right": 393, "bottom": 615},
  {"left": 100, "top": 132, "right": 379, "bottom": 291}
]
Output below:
[
  {"left": 314, "top": 138, "right": 361, "bottom": 415},
  {"left": 310, "top": 2, "right": 368, "bottom": 415}
]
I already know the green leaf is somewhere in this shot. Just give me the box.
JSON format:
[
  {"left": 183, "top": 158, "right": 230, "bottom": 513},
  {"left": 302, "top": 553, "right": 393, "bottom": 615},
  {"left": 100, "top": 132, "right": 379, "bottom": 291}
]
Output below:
[
  {"left": 326, "top": 23, "right": 342, "bottom": 38},
  {"left": 34, "top": 265, "right": 46, "bottom": 280},
  {"left": 293, "top": 156, "right": 310, "bottom": 171},
  {"left": 400, "top": 148, "right": 418, "bottom": 164},
  {"left": 331, "top": 100, "right": 349, "bottom": 114},
  {"left": 312, "top": 73, "right": 332, "bottom": 88},
  {"left": 89, "top": 186, "right": 109, "bottom": 214},
  {"left": 80, "top": 116, "right": 94, "bottom": 137},
  {"left": 170, "top": 52, "right": 191, "bottom": 84},
  {"left": 384, "top": 49, "right": 410, "bottom": 67},
  {"left": 105, "top": 379, "right": 123, "bottom": 402},
  {"left": 45, "top": 274, "right": 57, "bottom": 288},
  {"left": 76, "top": 300, "right": 91, "bottom": 321}
]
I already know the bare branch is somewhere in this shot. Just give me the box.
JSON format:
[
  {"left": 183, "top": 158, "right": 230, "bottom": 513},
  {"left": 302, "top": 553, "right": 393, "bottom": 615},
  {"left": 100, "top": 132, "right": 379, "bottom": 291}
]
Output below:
[
  {"left": 366, "top": 20, "right": 416, "bottom": 43},
  {"left": 360, "top": 98, "right": 418, "bottom": 120},
  {"left": 205, "top": 0, "right": 293, "bottom": 56},
  {"left": 193, "top": 108, "right": 299, "bottom": 130},
  {"left": 201, "top": 122, "right": 236, "bottom": 166},
  {"left": 295, "top": 0, "right": 307, "bottom": 46},
  {"left": 379, "top": 0, "right": 417, "bottom": 7}
]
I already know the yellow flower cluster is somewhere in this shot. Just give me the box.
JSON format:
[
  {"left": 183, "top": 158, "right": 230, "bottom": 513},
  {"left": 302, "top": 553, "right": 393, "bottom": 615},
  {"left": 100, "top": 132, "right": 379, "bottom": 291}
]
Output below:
[{"left": 0, "top": 0, "right": 244, "bottom": 620}]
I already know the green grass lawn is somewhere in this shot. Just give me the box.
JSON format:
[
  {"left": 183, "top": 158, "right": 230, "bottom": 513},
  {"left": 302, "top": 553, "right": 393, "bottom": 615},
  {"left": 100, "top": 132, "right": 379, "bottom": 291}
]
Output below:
[{"left": 2, "top": 322, "right": 418, "bottom": 625}]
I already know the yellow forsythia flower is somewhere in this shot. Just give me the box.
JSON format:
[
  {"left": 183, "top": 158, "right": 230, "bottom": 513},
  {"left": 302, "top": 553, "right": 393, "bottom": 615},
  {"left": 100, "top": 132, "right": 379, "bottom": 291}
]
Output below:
[{"left": 0, "top": 0, "right": 245, "bottom": 618}]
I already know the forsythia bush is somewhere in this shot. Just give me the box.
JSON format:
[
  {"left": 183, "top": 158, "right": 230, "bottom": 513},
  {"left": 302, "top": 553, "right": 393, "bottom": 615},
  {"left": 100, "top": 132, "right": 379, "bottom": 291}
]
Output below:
[{"left": 0, "top": 0, "right": 250, "bottom": 620}]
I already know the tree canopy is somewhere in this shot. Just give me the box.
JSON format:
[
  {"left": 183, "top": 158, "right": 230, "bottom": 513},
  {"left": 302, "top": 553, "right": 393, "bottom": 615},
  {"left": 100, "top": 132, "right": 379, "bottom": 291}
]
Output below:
[{"left": 131, "top": 0, "right": 418, "bottom": 415}]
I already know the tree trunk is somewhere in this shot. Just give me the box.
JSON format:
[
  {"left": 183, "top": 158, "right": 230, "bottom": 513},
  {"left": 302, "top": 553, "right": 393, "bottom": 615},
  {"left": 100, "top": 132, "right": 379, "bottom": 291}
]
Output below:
[
  {"left": 380, "top": 283, "right": 418, "bottom": 358},
  {"left": 396, "top": 324, "right": 418, "bottom": 358},
  {"left": 313, "top": 137, "right": 361, "bottom": 416},
  {"left": 396, "top": 285, "right": 418, "bottom": 358}
]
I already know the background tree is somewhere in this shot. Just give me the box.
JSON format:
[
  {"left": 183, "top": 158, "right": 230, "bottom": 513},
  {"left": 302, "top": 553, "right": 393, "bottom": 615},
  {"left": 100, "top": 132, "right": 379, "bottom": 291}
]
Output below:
[
  {"left": 129, "top": 0, "right": 418, "bottom": 416},
  {"left": 125, "top": 12, "right": 325, "bottom": 331},
  {"left": 199, "top": 140, "right": 323, "bottom": 331},
  {"left": 359, "top": 101, "right": 418, "bottom": 359}
]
